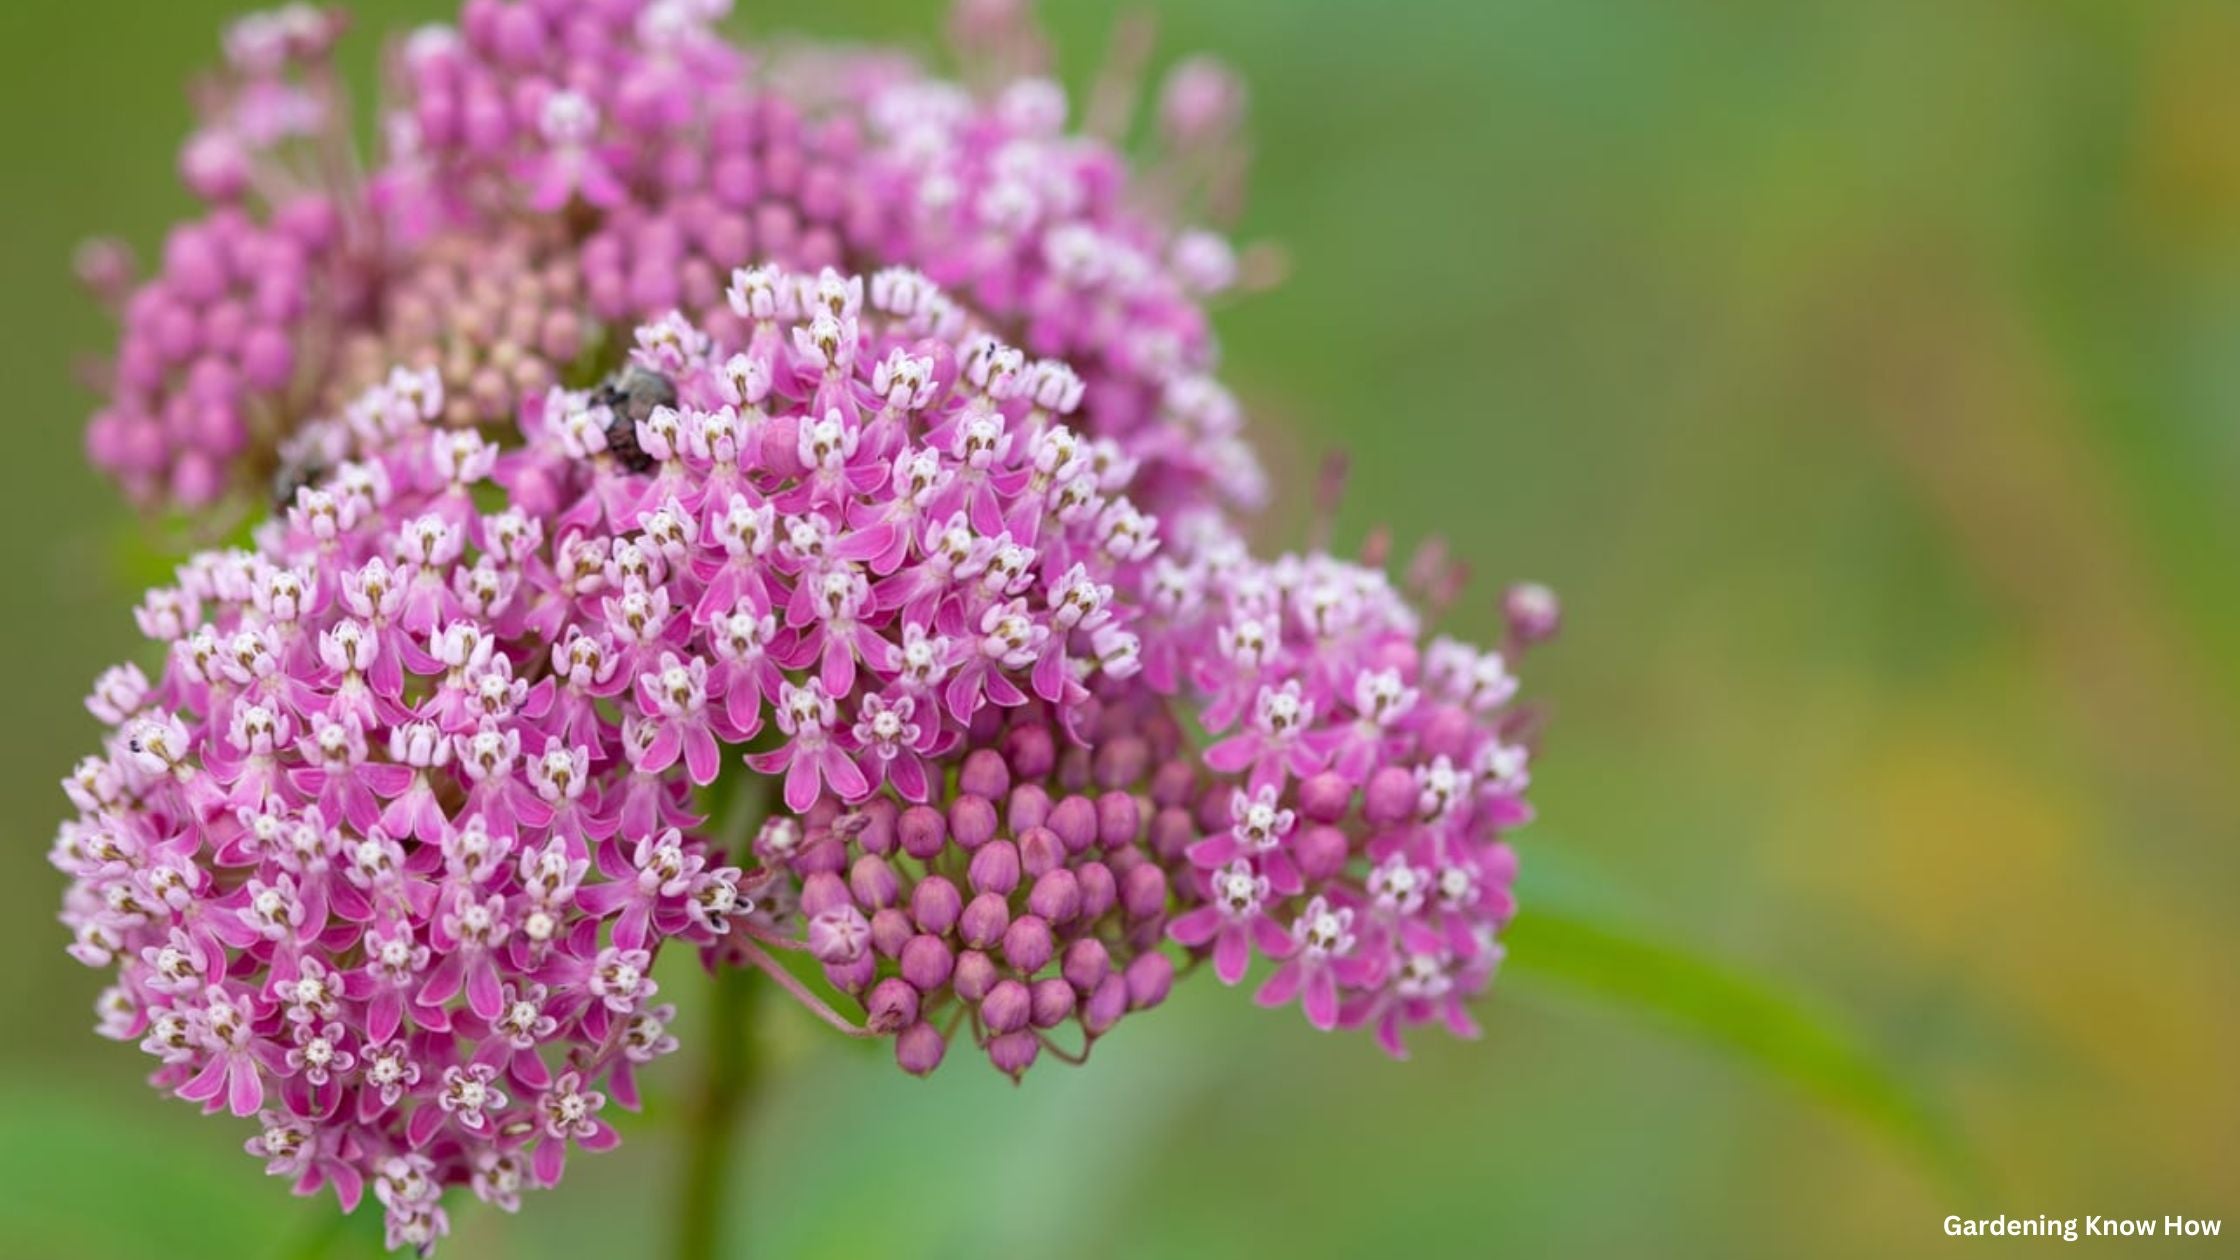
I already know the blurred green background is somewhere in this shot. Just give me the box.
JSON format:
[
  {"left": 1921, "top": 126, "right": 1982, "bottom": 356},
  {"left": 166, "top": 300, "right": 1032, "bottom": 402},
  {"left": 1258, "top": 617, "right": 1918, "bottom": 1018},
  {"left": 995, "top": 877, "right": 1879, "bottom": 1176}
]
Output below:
[{"left": 4, "top": 0, "right": 2237, "bottom": 1255}]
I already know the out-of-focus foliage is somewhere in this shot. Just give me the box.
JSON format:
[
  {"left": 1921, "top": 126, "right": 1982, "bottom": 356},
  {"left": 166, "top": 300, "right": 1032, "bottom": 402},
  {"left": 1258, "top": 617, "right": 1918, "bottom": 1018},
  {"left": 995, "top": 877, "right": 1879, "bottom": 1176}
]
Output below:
[{"left": 2, "top": 0, "right": 2234, "bottom": 1255}]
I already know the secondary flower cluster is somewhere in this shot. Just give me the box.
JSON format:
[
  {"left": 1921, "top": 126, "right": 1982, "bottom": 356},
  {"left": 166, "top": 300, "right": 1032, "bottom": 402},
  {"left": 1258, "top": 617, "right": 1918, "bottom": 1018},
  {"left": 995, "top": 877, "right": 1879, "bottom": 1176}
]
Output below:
[
  {"left": 1147, "top": 530, "right": 1548, "bottom": 1052},
  {"left": 83, "top": 0, "right": 1262, "bottom": 521}
]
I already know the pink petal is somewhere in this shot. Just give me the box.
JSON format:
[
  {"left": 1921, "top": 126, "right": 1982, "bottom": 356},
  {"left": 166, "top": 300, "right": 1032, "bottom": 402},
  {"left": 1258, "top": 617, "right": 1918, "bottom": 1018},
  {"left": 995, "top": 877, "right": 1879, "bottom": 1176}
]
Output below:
[
  {"left": 615, "top": 901, "right": 651, "bottom": 954},
  {"left": 226, "top": 1056, "right": 264, "bottom": 1117},
  {"left": 178, "top": 1054, "right": 228, "bottom": 1105},
  {"left": 1203, "top": 734, "right": 1258, "bottom": 774},
  {"left": 639, "top": 725, "right": 681, "bottom": 774},
  {"left": 368, "top": 989, "right": 403, "bottom": 1043},
  {"left": 407, "top": 1102, "right": 446, "bottom": 1149},
  {"left": 466, "top": 956, "right": 504, "bottom": 1021},
  {"left": 532, "top": 1137, "right": 566, "bottom": 1187},
  {"left": 1165, "top": 905, "right": 1220, "bottom": 947},
  {"left": 1213, "top": 927, "right": 1251, "bottom": 984},
  {"left": 1185, "top": 834, "right": 1239, "bottom": 869},
  {"left": 684, "top": 726, "right": 720, "bottom": 786},
  {"left": 783, "top": 756, "right": 821, "bottom": 812},
  {"left": 1254, "top": 961, "right": 1302, "bottom": 1009},
  {"left": 1303, "top": 967, "right": 1340, "bottom": 1031},
  {"left": 820, "top": 747, "right": 869, "bottom": 802}
]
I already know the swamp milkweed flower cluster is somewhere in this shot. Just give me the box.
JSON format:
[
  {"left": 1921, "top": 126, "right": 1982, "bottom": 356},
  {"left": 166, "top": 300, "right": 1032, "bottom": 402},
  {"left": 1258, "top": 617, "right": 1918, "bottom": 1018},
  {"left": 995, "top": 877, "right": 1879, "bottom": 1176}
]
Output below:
[{"left": 55, "top": 2, "right": 1555, "bottom": 1253}]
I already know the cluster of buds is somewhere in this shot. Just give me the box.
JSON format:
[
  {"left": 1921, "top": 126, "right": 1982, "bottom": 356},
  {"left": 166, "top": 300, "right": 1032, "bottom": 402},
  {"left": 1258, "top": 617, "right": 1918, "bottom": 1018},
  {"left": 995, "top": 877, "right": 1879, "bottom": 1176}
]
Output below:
[{"left": 739, "top": 692, "right": 1195, "bottom": 1081}]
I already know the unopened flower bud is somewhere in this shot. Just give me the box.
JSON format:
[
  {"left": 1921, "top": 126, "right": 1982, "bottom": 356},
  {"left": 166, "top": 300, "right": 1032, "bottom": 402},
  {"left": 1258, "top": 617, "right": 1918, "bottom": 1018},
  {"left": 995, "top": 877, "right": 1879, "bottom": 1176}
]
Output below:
[
  {"left": 967, "top": 840, "right": 1021, "bottom": 896},
  {"left": 1026, "top": 868, "right": 1081, "bottom": 923},
  {"left": 959, "top": 893, "right": 1010, "bottom": 949},
  {"left": 1047, "top": 794, "right": 1097, "bottom": 853},
  {"left": 898, "top": 804, "right": 947, "bottom": 859},
  {"left": 959, "top": 747, "right": 1010, "bottom": 799},
  {"left": 1125, "top": 953, "right": 1174, "bottom": 1010},
  {"left": 1030, "top": 978, "right": 1076, "bottom": 1028},
  {"left": 952, "top": 950, "right": 997, "bottom": 1002},
  {"left": 896, "top": 1022, "right": 947, "bottom": 1076},
  {"left": 1001, "top": 915, "right": 1054, "bottom": 974},
  {"left": 910, "top": 876, "right": 963, "bottom": 935},
  {"left": 948, "top": 794, "right": 997, "bottom": 850},
  {"left": 1062, "top": 938, "right": 1112, "bottom": 994},
  {"left": 981, "top": 979, "right": 1031, "bottom": 1034},
  {"left": 865, "top": 977, "right": 919, "bottom": 1033},
  {"left": 1298, "top": 772, "right": 1353, "bottom": 823},
  {"left": 1364, "top": 765, "right": 1417, "bottom": 825},
  {"left": 1096, "top": 791, "right": 1140, "bottom": 848},
  {"left": 900, "top": 935, "right": 954, "bottom": 992}
]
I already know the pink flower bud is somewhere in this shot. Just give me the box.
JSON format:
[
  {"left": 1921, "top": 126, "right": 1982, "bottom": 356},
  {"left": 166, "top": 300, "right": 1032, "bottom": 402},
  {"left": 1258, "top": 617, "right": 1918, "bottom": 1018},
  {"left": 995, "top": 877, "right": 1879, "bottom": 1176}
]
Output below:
[
  {"left": 952, "top": 950, "right": 996, "bottom": 1002},
  {"left": 1017, "top": 826, "right": 1062, "bottom": 879},
  {"left": 967, "top": 840, "right": 1021, "bottom": 896},
  {"left": 1298, "top": 772, "right": 1353, "bottom": 823},
  {"left": 849, "top": 854, "right": 899, "bottom": 909},
  {"left": 1001, "top": 915, "right": 1053, "bottom": 974},
  {"left": 1075, "top": 861, "right": 1117, "bottom": 919},
  {"left": 1096, "top": 792, "right": 1140, "bottom": 849},
  {"left": 910, "top": 876, "right": 963, "bottom": 935},
  {"left": 1005, "top": 784, "right": 1051, "bottom": 833},
  {"left": 1125, "top": 953, "right": 1175, "bottom": 1010},
  {"left": 1120, "top": 863, "right": 1168, "bottom": 920},
  {"left": 1083, "top": 974, "right": 1130, "bottom": 1034},
  {"left": 1146, "top": 798, "right": 1200, "bottom": 856},
  {"left": 1150, "top": 760, "right": 1198, "bottom": 808},
  {"left": 799, "top": 871, "right": 850, "bottom": 918},
  {"left": 948, "top": 793, "right": 997, "bottom": 850},
  {"left": 1094, "top": 733, "right": 1149, "bottom": 788},
  {"left": 1364, "top": 766, "right": 1417, "bottom": 825},
  {"left": 959, "top": 747, "right": 1010, "bottom": 799},
  {"left": 900, "top": 935, "right": 954, "bottom": 993},
  {"left": 1296, "top": 825, "right": 1351, "bottom": 884},
  {"left": 1504, "top": 582, "right": 1561, "bottom": 645},
  {"left": 1003, "top": 722, "right": 1056, "bottom": 779},
  {"left": 1047, "top": 794, "right": 1097, "bottom": 853},
  {"left": 987, "top": 1030, "right": 1040, "bottom": 1078},
  {"left": 896, "top": 1022, "right": 947, "bottom": 1076},
  {"left": 855, "top": 797, "right": 899, "bottom": 855},
  {"left": 1026, "top": 868, "right": 1081, "bottom": 923},
  {"left": 1062, "top": 938, "right": 1112, "bottom": 994},
  {"left": 981, "top": 979, "right": 1030, "bottom": 1034},
  {"left": 959, "top": 892, "right": 1010, "bottom": 949},
  {"left": 870, "top": 907, "right": 913, "bottom": 958},
  {"left": 1030, "top": 978, "right": 1076, "bottom": 1028},
  {"left": 865, "top": 978, "right": 919, "bottom": 1033},
  {"left": 898, "top": 805, "right": 947, "bottom": 859}
]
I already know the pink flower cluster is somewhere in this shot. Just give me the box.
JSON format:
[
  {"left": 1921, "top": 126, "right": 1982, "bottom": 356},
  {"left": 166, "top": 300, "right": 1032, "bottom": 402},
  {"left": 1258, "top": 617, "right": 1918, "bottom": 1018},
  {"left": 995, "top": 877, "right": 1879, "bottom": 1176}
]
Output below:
[
  {"left": 1149, "top": 538, "right": 1548, "bottom": 1051},
  {"left": 56, "top": 273, "right": 1176, "bottom": 1244},
  {"left": 58, "top": 2, "right": 1558, "bottom": 1252},
  {"left": 56, "top": 416, "right": 745, "bottom": 1248},
  {"left": 84, "top": 0, "right": 1261, "bottom": 520}
]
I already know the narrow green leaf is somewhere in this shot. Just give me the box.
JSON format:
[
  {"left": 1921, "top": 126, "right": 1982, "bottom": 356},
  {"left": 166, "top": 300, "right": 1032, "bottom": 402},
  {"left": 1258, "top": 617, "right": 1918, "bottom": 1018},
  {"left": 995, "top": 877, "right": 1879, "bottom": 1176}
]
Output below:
[{"left": 1504, "top": 900, "right": 1975, "bottom": 1192}]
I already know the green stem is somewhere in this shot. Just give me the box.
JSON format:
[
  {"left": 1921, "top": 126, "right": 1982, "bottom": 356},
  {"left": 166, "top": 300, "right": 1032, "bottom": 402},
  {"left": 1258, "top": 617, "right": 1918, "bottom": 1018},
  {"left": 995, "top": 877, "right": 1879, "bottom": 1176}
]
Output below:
[
  {"left": 674, "top": 767, "right": 778, "bottom": 1260},
  {"left": 673, "top": 961, "right": 761, "bottom": 1260}
]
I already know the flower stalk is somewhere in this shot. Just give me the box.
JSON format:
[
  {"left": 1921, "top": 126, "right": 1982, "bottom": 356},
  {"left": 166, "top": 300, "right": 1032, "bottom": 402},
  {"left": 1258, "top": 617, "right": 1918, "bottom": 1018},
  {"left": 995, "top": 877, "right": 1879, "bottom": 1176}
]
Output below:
[{"left": 673, "top": 961, "right": 761, "bottom": 1260}]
